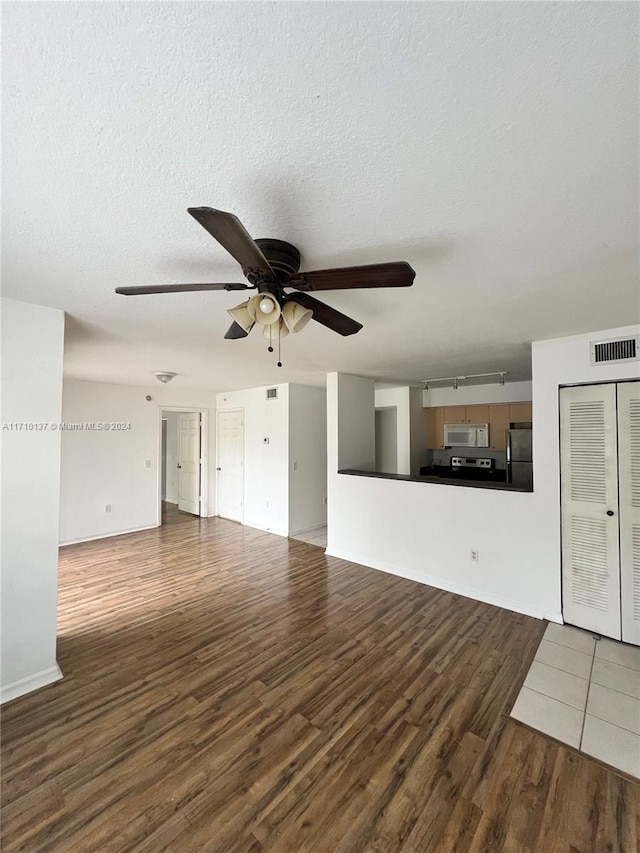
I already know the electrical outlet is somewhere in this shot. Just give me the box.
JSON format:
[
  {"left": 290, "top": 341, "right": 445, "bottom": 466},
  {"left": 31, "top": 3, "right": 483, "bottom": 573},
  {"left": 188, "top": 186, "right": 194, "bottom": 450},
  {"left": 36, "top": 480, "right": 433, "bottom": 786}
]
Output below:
[
  {"left": 470, "top": 549, "right": 479, "bottom": 562},
  {"left": 292, "top": 461, "right": 298, "bottom": 471},
  {"left": 145, "top": 459, "right": 152, "bottom": 469},
  {"left": 105, "top": 504, "right": 112, "bottom": 513},
  {"left": 323, "top": 496, "right": 327, "bottom": 505}
]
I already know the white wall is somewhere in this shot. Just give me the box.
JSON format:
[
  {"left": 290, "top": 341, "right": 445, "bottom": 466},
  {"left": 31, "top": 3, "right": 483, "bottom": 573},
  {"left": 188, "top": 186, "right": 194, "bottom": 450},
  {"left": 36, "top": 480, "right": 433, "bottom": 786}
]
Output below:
[
  {"left": 1, "top": 298, "right": 65, "bottom": 702},
  {"left": 163, "top": 411, "right": 180, "bottom": 504},
  {"left": 216, "top": 384, "right": 290, "bottom": 536},
  {"left": 374, "top": 385, "right": 430, "bottom": 475},
  {"left": 423, "top": 379, "right": 532, "bottom": 407},
  {"left": 59, "top": 380, "right": 215, "bottom": 544},
  {"left": 336, "top": 374, "right": 375, "bottom": 471},
  {"left": 327, "top": 327, "right": 639, "bottom": 622},
  {"left": 375, "top": 408, "right": 398, "bottom": 474},
  {"left": 288, "top": 385, "right": 327, "bottom": 534},
  {"left": 409, "top": 386, "right": 426, "bottom": 475},
  {"left": 375, "top": 387, "right": 410, "bottom": 474}
]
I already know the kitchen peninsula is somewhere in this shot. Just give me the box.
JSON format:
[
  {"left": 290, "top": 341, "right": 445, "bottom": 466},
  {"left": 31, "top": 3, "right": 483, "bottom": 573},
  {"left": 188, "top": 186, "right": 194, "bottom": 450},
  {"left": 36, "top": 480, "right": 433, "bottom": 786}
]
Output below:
[{"left": 338, "top": 468, "right": 532, "bottom": 492}]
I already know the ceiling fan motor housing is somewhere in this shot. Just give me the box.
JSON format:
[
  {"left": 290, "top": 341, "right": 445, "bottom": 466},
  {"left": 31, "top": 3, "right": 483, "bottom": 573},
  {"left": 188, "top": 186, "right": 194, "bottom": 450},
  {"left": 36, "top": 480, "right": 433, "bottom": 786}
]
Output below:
[{"left": 253, "top": 239, "right": 301, "bottom": 280}]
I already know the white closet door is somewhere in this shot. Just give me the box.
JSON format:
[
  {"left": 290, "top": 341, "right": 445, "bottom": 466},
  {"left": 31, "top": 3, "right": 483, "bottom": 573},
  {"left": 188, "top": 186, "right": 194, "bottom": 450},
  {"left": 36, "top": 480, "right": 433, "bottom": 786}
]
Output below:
[
  {"left": 560, "top": 384, "right": 621, "bottom": 638},
  {"left": 216, "top": 410, "right": 244, "bottom": 522},
  {"left": 618, "top": 381, "right": 640, "bottom": 646},
  {"left": 178, "top": 413, "right": 201, "bottom": 515}
]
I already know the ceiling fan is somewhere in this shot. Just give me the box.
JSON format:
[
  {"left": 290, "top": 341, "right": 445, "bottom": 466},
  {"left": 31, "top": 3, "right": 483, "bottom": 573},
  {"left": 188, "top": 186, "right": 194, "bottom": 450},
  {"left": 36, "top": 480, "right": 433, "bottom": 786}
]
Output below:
[{"left": 116, "top": 207, "right": 415, "bottom": 362}]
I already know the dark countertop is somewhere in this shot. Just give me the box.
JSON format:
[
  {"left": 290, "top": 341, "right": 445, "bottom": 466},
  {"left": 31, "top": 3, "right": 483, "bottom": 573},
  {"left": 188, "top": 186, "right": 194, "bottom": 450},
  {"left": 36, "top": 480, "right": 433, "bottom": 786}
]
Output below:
[{"left": 338, "top": 468, "right": 533, "bottom": 492}]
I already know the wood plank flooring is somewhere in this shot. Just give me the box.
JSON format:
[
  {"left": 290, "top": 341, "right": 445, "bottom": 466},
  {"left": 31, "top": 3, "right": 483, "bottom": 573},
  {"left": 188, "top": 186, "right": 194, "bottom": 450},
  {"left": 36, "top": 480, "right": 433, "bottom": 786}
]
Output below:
[{"left": 2, "top": 512, "right": 639, "bottom": 851}]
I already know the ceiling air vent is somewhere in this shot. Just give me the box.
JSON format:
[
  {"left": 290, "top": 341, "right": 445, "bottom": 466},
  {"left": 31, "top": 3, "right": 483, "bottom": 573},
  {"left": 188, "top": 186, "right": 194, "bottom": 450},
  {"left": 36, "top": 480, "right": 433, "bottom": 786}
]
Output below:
[
  {"left": 590, "top": 335, "right": 639, "bottom": 366},
  {"left": 266, "top": 387, "right": 278, "bottom": 400}
]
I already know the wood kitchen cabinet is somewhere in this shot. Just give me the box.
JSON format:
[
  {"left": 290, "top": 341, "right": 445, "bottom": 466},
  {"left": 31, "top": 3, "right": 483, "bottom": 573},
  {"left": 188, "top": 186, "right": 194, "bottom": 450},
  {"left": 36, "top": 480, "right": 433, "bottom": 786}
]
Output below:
[
  {"left": 509, "top": 401, "right": 533, "bottom": 423},
  {"left": 425, "top": 406, "right": 446, "bottom": 449},
  {"left": 465, "top": 405, "right": 489, "bottom": 424},
  {"left": 444, "top": 405, "right": 489, "bottom": 424},
  {"left": 424, "top": 401, "right": 533, "bottom": 451},
  {"left": 444, "top": 406, "right": 466, "bottom": 424},
  {"left": 489, "top": 404, "right": 510, "bottom": 450}
]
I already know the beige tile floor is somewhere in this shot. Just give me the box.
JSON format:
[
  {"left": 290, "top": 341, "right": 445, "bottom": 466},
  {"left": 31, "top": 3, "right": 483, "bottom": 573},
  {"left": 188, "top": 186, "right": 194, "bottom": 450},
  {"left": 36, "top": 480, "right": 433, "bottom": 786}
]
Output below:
[
  {"left": 511, "top": 623, "right": 640, "bottom": 779},
  {"left": 289, "top": 526, "right": 327, "bottom": 549}
]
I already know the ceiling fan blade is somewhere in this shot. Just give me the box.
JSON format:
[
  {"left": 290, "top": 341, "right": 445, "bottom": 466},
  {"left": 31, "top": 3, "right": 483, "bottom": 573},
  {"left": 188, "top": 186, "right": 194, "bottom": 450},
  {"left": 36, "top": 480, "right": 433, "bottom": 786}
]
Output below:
[
  {"left": 187, "top": 207, "right": 275, "bottom": 279},
  {"left": 288, "top": 261, "right": 415, "bottom": 292},
  {"left": 287, "top": 293, "right": 363, "bottom": 336},
  {"left": 115, "top": 283, "right": 252, "bottom": 296},
  {"left": 224, "top": 321, "right": 250, "bottom": 339}
]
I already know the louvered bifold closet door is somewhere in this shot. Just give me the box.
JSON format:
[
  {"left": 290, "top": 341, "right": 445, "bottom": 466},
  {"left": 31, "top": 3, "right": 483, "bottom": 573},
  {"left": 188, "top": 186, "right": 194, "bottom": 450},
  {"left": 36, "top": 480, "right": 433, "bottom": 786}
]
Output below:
[
  {"left": 618, "top": 381, "right": 640, "bottom": 646},
  {"left": 560, "top": 384, "right": 621, "bottom": 638}
]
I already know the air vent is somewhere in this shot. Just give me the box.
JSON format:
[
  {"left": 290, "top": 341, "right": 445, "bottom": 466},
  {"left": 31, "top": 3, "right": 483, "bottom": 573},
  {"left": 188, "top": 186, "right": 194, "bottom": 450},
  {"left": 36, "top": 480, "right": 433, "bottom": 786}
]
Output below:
[
  {"left": 590, "top": 335, "right": 639, "bottom": 366},
  {"left": 266, "top": 387, "right": 278, "bottom": 400}
]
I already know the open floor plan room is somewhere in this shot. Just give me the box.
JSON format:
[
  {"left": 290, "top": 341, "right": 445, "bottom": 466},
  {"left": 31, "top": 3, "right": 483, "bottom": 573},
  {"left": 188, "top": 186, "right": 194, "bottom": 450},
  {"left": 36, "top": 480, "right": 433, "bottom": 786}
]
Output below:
[{"left": 1, "top": 518, "right": 637, "bottom": 852}]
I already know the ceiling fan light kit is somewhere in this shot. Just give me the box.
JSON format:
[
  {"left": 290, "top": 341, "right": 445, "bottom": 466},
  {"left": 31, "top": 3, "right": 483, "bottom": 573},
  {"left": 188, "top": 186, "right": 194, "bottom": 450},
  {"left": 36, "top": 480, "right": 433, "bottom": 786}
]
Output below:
[
  {"left": 263, "top": 318, "right": 289, "bottom": 340},
  {"left": 282, "top": 300, "right": 313, "bottom": 334},
  {"left": 116, "top": 206, "right": 416, "bottom": 366},
  {"left": 247, "top": 292, "right": 281, "bottom": 325},
  {"left": 226, "top": 301, "right": 255, "bottom": 334}
]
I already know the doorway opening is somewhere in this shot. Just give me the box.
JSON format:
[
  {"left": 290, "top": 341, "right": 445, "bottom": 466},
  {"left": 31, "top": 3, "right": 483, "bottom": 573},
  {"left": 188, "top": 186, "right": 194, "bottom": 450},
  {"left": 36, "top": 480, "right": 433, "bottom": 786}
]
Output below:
[
  {"left": 375, "top": 406, "right": 398, "bottom": 474},
  {"left": 159, "top": 408, "right": 209, "bottom": 526}
]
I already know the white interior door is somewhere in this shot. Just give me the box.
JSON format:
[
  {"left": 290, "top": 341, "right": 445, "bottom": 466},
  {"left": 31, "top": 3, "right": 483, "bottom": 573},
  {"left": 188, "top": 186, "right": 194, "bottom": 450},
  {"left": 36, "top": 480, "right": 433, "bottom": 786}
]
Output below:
[
  {"left": 618, "top": 381, "right": 640, "bottom": 645},
  {"left": 178, "top": 412, "right": 201, "bottom": 515},
  {"left": 217, "top": 410, "right": 244, "bottom": 522},
  {"left": 560, "top": 384, "right": 621, "bottom": 639}
]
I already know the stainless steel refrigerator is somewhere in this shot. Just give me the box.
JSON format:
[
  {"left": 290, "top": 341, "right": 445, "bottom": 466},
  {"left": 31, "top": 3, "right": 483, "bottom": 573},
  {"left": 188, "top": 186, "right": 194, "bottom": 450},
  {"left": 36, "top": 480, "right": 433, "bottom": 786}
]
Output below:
[{"left": 506, "top": 423, "right": 533, "bottom": 489}]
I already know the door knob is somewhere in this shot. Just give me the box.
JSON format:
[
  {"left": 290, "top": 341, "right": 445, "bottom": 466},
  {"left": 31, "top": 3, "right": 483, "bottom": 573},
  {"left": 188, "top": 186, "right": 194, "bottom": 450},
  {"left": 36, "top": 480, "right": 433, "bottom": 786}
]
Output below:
[
  {"left": 606, "top": 510, "right": 614, "bottom": 516},
  {"left": 177, "top": 464, "right": 181, "bottom": 469},
  {"left": 216, "top": 467, "right": 221, "bottom": 471}
]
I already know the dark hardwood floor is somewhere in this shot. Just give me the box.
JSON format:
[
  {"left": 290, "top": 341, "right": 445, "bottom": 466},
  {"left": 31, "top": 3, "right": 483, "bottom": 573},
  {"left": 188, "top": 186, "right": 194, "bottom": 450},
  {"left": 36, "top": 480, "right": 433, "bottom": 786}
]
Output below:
[{"left": 1, "top": 516, "right": 638, "bottom": 851}]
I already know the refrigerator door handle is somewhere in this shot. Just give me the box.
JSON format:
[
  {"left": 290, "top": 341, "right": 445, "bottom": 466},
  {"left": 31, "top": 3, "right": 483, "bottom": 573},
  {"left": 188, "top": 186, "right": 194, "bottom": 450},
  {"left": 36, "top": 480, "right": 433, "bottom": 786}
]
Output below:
[{"left": 506, "top": 430, "right": 512, "bottom": 483}]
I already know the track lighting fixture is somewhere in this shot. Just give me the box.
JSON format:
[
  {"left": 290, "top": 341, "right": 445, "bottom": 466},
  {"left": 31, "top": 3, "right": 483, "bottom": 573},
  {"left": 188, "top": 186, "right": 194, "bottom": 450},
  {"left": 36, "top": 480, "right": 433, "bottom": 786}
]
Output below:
[{"left": 422, "top": 371, "right": 509, "bottom": 391}]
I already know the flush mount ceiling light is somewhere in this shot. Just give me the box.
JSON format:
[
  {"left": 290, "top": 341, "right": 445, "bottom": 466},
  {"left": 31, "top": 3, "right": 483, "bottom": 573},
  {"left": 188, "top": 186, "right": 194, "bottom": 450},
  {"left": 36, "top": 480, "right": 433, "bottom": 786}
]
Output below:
[
  {"left": 423, "top": 371, "right": 509, "bottom": 391},
  {"left": 154, "top": 371, "right": 177, "bottom": 384}
]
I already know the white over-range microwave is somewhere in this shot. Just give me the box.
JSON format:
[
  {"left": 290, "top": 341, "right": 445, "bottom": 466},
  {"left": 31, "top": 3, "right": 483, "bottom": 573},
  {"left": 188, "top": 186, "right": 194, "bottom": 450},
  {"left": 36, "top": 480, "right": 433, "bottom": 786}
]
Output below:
[{"left": 443, "top": 423, "right": 489, "bottom": 448}]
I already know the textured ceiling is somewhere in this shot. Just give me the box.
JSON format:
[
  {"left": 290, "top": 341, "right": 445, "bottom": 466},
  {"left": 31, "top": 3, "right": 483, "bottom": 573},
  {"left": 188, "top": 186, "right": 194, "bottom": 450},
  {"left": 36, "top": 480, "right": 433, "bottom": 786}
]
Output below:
[{"left": 3, "top": 2, "right": 638, "bottom": 391}]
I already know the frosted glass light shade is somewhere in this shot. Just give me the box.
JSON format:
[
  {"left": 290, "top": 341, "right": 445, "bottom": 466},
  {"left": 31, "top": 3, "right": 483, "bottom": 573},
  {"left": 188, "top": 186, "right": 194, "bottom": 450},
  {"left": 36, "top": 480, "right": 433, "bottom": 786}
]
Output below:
[
  {"left": 282, "top": 300, "right": 313, "bottom": 333},
  {"left": 262, "top": 318, "right": 289, "bottom": 339},
  {"left": 247, "top": 293, "right": 281, "bottom": 326},
  {"left": 227, "top": 301, "right": 255, "bottom": 333}
]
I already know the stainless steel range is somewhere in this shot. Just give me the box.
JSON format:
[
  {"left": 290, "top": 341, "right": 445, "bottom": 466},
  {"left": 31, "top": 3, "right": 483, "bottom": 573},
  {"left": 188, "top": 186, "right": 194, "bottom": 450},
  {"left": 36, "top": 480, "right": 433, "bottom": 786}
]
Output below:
[
  {"left": 450, "top": 456, "right": 493, "bottom": 471},
  {"left": 450, "top": 456, "right": 496, "bottom": 480}
]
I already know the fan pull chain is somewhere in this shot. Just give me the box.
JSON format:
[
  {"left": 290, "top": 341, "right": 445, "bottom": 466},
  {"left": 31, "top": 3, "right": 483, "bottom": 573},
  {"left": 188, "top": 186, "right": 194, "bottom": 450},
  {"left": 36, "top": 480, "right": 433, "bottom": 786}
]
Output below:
[
  {"left": 267, "top": 324, "right": 274, "bottom": 353},
  {"left": 277, "top": 321, "right": 283, "bottom": 368}
]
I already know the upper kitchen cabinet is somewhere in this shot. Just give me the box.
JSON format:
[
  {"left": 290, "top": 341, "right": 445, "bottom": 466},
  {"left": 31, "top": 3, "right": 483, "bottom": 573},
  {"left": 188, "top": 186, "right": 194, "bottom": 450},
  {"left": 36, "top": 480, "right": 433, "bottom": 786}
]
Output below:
[
  {"left": 489, "top": 403, "right": 533, "bottom": 450},
  {"left": 444, "top": 405, "right": 490, "bottom": 424},
  {"left": 425, "top": 406, "right": 446, "bottom": 449},
  {"left": 444, "top": 406, "right": 466, "bottom": 424},
  {"left": 489, "top": 404, "right": 511, "bottom": 450},
  {"left": 509, "top": 401, "right": 533, "bottom": 423},
  {"left": 424, "top": 401, "right": 533, "bottom": 450}
]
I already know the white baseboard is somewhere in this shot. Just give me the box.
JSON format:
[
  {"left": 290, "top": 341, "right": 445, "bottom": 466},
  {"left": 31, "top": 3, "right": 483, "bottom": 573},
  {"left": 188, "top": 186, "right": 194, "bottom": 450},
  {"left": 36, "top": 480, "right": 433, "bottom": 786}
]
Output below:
[
  {"left": 242, "top": 519, "right": 288, "bottom": 538},
  {"left": 325, "top": 546, "right": 562, "bottom": 623},
  {"left": 289, "top": 522, "right": 327, "bottom": 536},
  {"left": 59, "top": 523, "right": 158, "bottom": 547},
  {"left": 1, "top": 663, "right": 63, "bottom": 704}
]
